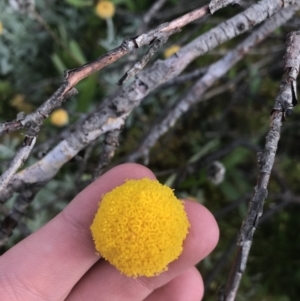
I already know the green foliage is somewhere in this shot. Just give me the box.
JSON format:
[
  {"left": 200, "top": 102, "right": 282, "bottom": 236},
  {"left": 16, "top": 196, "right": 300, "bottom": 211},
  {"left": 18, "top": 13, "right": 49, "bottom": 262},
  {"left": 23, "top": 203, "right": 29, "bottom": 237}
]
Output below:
[
  {"left": 76, "top": 75, "right": 97, "bottom": 112},
  {"left": 65, "top": 0, "right": 93, "bottom": 7},
  {"left": 1, "top": 0, "right": 300, "bottom": 300}
]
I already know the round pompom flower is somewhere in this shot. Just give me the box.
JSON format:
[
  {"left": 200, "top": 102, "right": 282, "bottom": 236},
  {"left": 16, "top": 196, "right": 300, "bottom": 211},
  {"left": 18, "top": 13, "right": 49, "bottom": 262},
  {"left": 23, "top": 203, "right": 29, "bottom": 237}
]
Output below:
[
  {"left": 50, "top": 109, "right": 69, "bottom": 127},
  {"left": 95, "top": 1, "right": 115, "bottom": 19},
  {"left": 90, "top": 178, "right": 190, "bottom": 277}
]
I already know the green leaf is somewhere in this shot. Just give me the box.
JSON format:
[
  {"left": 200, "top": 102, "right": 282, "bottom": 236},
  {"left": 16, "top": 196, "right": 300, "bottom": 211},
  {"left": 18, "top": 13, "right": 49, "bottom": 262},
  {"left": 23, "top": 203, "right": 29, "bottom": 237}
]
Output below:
[
  {"left": 65, "top": 0, "right": 93, "bottom": 7},
  {"left": 58, "top": 24, "right": 68, "bottom": 45},
  {"left": 219, "top": 181, "right": 240, "bottom": 199},
  {"left": 69, "top": 40, "right": 87, "bottom": 65},
  {"left": 51, "top": 53, "right": 67, "bottom": 74},
  {"left": 76, "top": 75, "right": 97, "bottom": 112},
  {"left": 223, "top": 147, "right": 251, "bottom": 169},
  {"left": 164, "top": 173, "right": 177, "bottom": 187},
  {"left": 188, "top": 139, "right": 220, "bottom": 163},
  {"left": 0, "top": 80, "right": 12, "bottom": 96}
]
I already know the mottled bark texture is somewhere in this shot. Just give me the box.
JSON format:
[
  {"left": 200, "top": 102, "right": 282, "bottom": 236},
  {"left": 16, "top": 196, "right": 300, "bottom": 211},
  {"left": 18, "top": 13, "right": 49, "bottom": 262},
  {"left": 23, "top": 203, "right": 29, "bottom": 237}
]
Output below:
[
  {"left": 128, "top": 4, "right": 299, "bottom": 163},
  {"left": 1, "top": 0, "right": 269, "bottom": 203},
  {"left": 0, "top": 0, "right": 237, "bottom": 247},
  {"left": 0, "top": 0, "right": 215, "bottom": 200},
  {"left": 93, "top": 129, "right": 121, "bottom": 179},
  {"left": 0, "top": 0, "right": 298, "bottom": 257},
  {"left": 220, "top": 30, "right": 300, "bottom": 301}
]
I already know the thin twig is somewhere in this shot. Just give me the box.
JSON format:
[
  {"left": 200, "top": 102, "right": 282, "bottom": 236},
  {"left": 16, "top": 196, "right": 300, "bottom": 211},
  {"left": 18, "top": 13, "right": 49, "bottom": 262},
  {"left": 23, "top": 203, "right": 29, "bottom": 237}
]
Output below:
[
  {"left": 75, "top": 140, "right": 98, "bottom": 185},
  {"left": 221, "top": 30, "right": 300, "bottom": 301},
  {"left": 0, "top": 2, "right": 219, "bottom": 195},
  {"left": 118, "top": 36, "right": 170, "bottom": 85},
  {"left": 93, "top": 129, "right": 121, "bottom": 179},
  {"left": 0, "top": 185, "right": 41, "bottom": 251},
  {"left": 173, "top": 140, "right": 259, "bottom": 189},
  {"left": 206, "top": 191, "right": 300, "bottom": 293},
  {"left": 127, "top": 4, "right": 298, "bottom": 163},
  {"left": 143, "top": 0, "right": 168, "bottom": 25},
  {"left": 0, "top": 3, "right": 213, "bottom": 136},
  {"left": 0, "top": 0, "right": 293, "bottom": 213},
  {"left": 213, "top": 194, "right": 252, "bottom": 220},
  {"left": 31, "top": 9, "right": 83, "bottom": 65},
  {"left": 161, "top": 67, "right": 207, "bottom": 88},
  {"left": 0, "top": 137, "right": 36, "bottom": 195},
  {"left": 205, "top": 235, "right": 238, "bottom": 291},
  {"left": 154, "top": 1, "right": 206, "bottom": 21}
]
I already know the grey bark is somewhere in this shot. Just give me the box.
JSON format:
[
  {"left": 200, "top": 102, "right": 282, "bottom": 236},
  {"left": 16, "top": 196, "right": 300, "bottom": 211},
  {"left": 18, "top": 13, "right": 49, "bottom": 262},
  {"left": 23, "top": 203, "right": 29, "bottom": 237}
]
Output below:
[
  {"left": 0, "top": 0, "right": 298, "bottom": 251},
  {"left": 128, "top": 4, "right": 299, "bottom": 163},
  {"left": 0, "top": 0, "right": 285, "bottom": 204},
  {"left": 220, "top": 29, "right": 300, "bottom": 301}
]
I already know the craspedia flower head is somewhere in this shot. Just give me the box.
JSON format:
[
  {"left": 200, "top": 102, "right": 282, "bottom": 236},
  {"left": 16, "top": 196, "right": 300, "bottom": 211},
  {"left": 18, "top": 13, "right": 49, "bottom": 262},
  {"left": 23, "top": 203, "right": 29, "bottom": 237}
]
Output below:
[
  {"left": 50, "top": 109, "right": 69, "bottom": 127},
  {"left": 164, "top": 45, "right": 180, "bottom": 58},
  {"left": 95, "top": 1, "right": 115, "bottom": 19},
  {"left": 90, "top": 178, "right": 190, "bottom": 277}
]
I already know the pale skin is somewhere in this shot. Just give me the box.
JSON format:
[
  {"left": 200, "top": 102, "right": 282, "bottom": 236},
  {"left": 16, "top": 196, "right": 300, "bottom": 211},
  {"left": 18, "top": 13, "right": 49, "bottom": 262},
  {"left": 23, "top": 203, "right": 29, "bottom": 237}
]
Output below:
[{"left": 0, "top": 163, "right": 219, "bottom": 300}]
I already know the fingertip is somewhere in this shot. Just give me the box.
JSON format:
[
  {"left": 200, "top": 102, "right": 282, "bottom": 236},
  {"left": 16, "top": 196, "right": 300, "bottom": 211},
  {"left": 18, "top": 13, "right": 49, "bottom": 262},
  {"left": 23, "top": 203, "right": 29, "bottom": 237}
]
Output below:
[
  {"left": 184, "top": 267, "right": 204, "bottom": 301},
  {"left": 182, "top": 266, "right": 204, "bottom": 301},
  {"left": 106, "top": 163, "right": 156, "bottom": 180},
  {"left": 184, "top": 200, "right": 219, "bottom": 260},
  {"left": 144, "top": 267, "right": 204, "bottom": 301},
  {"left": 86, "top": 163, "right": 156, "bottom": 197}
]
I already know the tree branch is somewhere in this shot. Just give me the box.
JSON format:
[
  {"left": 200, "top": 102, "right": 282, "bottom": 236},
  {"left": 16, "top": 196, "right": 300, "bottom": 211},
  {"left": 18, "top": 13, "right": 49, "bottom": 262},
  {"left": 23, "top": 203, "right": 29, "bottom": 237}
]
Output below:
[
  {"left": 127, "top": 4, "right": 298, "bottom": 163},
  {"left": 143, "top": 0, "right": 168, "bottom": 25},
  {"left": 0, "top": 1, "right": 229, "bottom": 203},
  {"left": 0, "top": 0, "right": 295, "bottom": 204},
  {"left": 0, "top": 2, "right": 214, "bottom": 136},
  {"left": 220, "top": 29, "right": 300, "bottom": 301},
  {"left": 93, "top": 129, "right": 121, "bottom": 179},
  {"left": 0, "top": 137, "right": 36, "bottom": 196}
]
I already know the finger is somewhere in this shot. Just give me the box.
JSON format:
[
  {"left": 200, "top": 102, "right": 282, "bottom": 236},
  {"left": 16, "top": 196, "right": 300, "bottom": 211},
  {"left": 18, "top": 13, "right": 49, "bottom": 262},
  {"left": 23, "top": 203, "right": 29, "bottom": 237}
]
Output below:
[
  {"left": 143, "top": 267, "right": 203, "bottom": 301},
  {"left": 65, "top": 201, "right": 219, "bottom": 301},
  {"left": 0, "top": 163, "right": 155, "bottom": 301}
]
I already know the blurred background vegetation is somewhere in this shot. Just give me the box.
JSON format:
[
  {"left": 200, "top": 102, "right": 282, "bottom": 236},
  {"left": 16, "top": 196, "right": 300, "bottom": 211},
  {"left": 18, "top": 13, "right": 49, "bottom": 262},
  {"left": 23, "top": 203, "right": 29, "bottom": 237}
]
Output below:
[{"left": 1, "top": 0, "right": 300, "bottom": 300}]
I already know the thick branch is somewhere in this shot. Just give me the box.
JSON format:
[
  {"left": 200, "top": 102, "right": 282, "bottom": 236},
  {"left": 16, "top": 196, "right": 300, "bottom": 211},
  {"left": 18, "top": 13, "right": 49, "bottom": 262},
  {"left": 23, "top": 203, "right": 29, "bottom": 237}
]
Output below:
[
  {"left": 0, "top": 0, "right": 295, "bottom": 205},
  {"left": 93, "top": 129, "right": 121, "bottom": 179},
  {"left": 128, "top": 4, "right": 298, "bottom": 163},
  {"left": 0, "top": 3, "right": 214, "bottom": 137},
  {"left": 0, "top": 0, "right": 289, "bottom": 137},
  {"left": 0, "top": 1, "right": 226, "bottom": 200}
]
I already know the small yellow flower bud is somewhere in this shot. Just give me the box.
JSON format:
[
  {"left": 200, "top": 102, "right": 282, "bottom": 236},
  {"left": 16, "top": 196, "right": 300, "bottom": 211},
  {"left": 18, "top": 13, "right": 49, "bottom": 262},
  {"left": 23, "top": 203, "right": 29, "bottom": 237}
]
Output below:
[
  {"left": 10, "top": 94, "right": 35, "bottom": 113},
  {"left": 164, "top": 45, "right": 181, "bottom": 58},
  {"left": 0, "top": 22, "right": 3, "bottom": 35},
  {"left": 50, "top": 109, "right": 69, "bottom": 127},
  {"left": 90, "top": 178, "right": 190, "bottom": 277},
  {"left": 95, "top": 1, "right": 115, "bottom": 19}
]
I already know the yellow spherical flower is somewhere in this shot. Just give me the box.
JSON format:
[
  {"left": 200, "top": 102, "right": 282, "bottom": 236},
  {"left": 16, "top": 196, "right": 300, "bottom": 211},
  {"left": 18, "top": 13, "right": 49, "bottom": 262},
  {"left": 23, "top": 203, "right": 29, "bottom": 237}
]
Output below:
[
  {"left": 164, "top": 45, "right": 180, "bottom": 58},
  {"left": 95, "top": 1, "right": 115, "bottom": 19},
  {"left": 50, "top": 109, "right": 69, "bottom": 127},
  {"left": 90, "top": 178, "right": 190, "bottom": 277},
  {"left": 0, "top": 22, "right": 3, "bottom": 35}
]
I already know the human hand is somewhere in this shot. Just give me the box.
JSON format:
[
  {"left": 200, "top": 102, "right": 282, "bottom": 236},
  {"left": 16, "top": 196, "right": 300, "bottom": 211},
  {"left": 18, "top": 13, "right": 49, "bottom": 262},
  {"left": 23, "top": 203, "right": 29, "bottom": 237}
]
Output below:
[{"left": 0, "top": 163, "right": 219, "bottom": 301}]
